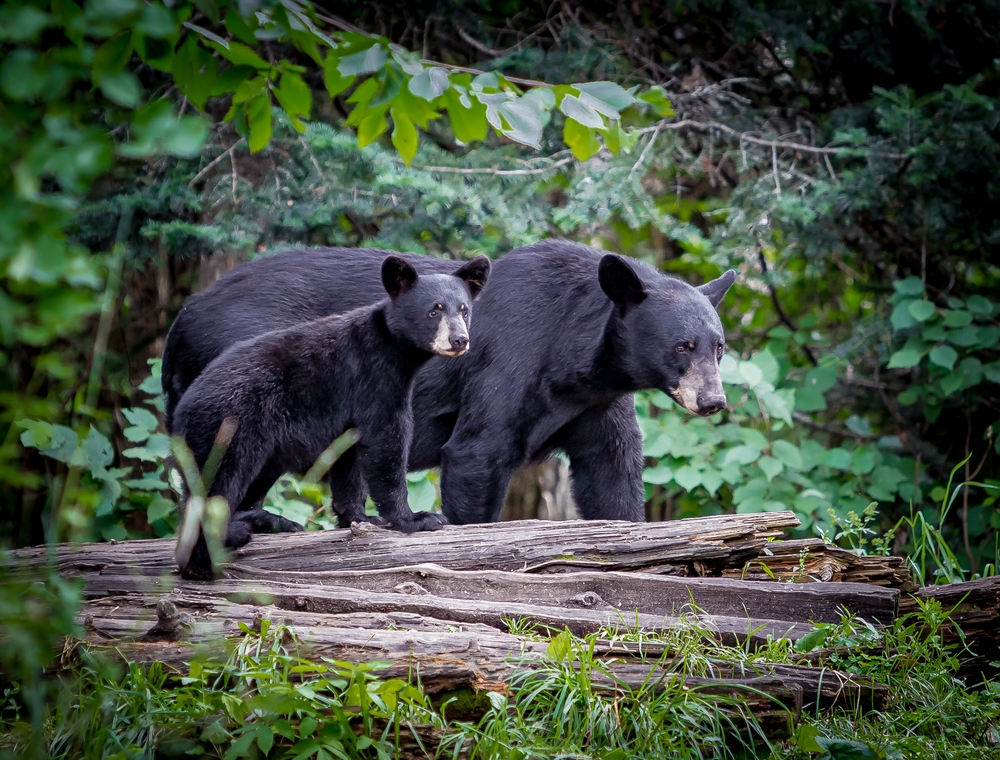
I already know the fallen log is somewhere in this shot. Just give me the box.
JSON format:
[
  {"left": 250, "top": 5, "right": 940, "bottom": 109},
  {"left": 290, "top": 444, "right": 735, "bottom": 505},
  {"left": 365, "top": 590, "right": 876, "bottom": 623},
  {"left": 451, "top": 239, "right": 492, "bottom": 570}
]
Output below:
[
  {"left": 77, "top": 579, "right": 814, "bottom": 646},
  {"left": 721, "top": 538, "right": 917, "bottom": 592},
  {"left": 74, "top": 599, "right": 886, "bottom": 716},
  {"left": 901, "top": 575, "right": 1000, "bottom": 680},
  {"left": 221, "top": 563, "right": 899, "bottom": 625},
  {"left": 7, "top": 513, "right": 801, "bottom": 582}
]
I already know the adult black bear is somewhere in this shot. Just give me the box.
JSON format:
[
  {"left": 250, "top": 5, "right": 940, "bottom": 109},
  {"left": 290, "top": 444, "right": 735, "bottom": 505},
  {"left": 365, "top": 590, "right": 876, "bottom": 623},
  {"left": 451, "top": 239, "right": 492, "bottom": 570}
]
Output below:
[
  {"left": 172, "top": 254, "right": 490, "bottom": 580},
  {"left": 162, "top": 241, "right": 735, "bottom": 527}
]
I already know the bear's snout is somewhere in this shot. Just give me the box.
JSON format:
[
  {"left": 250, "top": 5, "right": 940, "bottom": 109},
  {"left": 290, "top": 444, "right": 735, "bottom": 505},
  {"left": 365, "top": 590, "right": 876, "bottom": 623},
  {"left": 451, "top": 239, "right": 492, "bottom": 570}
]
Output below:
[{"left": 450, "top": 334, "right": 469, "bottom": 352}]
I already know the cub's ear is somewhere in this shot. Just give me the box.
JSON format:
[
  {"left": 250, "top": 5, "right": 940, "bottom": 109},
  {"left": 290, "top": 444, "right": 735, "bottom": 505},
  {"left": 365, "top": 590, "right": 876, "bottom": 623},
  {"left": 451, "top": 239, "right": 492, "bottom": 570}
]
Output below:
[
  {"left": 599, "top": 254, "right": 647, "bottom": 311},
  {"left": 698, "top": 269, "right": 737, "bottom": 309},
  {"left": 381, "top": 255, "right": 418, "bottom": 300},
  {"left": 453, "top": 255, "right": 491, "bottom": 300}
]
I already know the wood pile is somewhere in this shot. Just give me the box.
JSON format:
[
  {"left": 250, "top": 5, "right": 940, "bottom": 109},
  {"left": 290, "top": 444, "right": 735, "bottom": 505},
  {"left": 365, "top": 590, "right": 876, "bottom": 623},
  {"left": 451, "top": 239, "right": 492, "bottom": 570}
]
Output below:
[{"left": 6, "top": 509, "right": 998, "bottom": 747}]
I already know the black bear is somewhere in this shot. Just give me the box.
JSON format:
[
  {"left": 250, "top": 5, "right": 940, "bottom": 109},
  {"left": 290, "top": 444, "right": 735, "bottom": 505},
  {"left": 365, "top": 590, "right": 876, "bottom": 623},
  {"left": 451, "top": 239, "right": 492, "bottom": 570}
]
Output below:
[
  {"left": 162, "top": 241, "right": 735, "bottom": 527},
  {"left": 172, "top": 254, "right": 490, "bottom": 580}
]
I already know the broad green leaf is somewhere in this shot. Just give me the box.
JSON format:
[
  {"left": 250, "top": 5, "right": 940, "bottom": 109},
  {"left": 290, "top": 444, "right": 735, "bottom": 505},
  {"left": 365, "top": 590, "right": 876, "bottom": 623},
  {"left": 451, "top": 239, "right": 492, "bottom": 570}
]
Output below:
[
  {"left": 409, "top": 67, "right": 449, "bottom": 101},
  {"left": 575, "top": 81, "right": 633, "bottom": 110},
  {"left": 761, "top": 389, "right": 794, "bottom": 424},
  {"left": 890, "top": 300, "right": 918, "bottom": 330},
  {"left": 893, "top": 276, "right": 925, "bottom": 296},
  {"left": 823, "top": 448, "right": 852, "bottom": 469},
  {"left": 96, "top": 71, "right": 141, "bottom": 107},
  {"left": 674, "top": 465, "right": 701, "bottom": 491},
  {"left": 815, "top": 737, "right": 877, "bottom": 759},
  {"left": 772, "top": 440, "right": 803, "bottom": 469},
  {"left": 947, "top": 325, "right": 980, "bottom": 346},
  {"left": 942, "top": 309, "right": 972, "bottom": 327},
  {"left": 642, "top": 464, "right": 673, "bottom": 485},
  {"left": 390, "top": 107, "right": 418, "bottom": 166},
  {"left": 225, "top": 8, "right": 259, "bottom": 46},
  {"left": 637, "top": 85, "right": 674, "bottom": 116},
  {"left": 147, "top": 497, "right": 174, "bottom": 524},
  {"left": 256, "top": 724, "right": 274, "bottom": 755},
  {"left": 18, "top": 420, "right": 78, "bottom": 463},
  {"left": 758, "top": 456, "right": 783, "bottom": 481},
  {"left": 750, "top": 348, "right": 780, "bottom": 385},
  {"left": 247, "top": 94, "right": 272, "bottom": 152},
  {"left": 941, "top": 371, "right": 963, "bottom": 396},
  {"left": 907, "top": 299, "right": 936, "bottom": 322},
  {"left": 521, "top": 87, "right": 555, "bottom": 128},
  {"left": 737, "top": 360, "right": 763, "bottom": 387},
  {"left": 563, "top": 118, "right": 600, "bottom": 160},
  {"left": 850, "top": 447, "right": 876, "bottom": 476},
  {"left": 546, "top": 628, "right": 572, "bottom": 661},
  {"left": 84, "top": 427, "right": 113, "bottom": 470},
  {"left": 338, "top": 45, "right": 387, "bottom": 76},
  {"left": 123, "top": 426, "right": 150, "bottom": 442},
  {"left": 496, "top": 97, "right": 542, "bottom": 148},
  {"left": 119, "top": 101, "right": 209, "bottom": 158},
  {"left": 93, "top": 32, "right": 133, "bottom": 73},
  {"left": 123, "top": 407, "right": 158, "bottom": 431},
  {"left": 136, "top": 4, "right": 177, "bottom": 38},
  {"left": 929, "top": 344, "right": 958, "bottom": 370},
  {"left": 984, "top": 361, "right": 1000, "bottom": 384},
  {"left": 723, "top": 444, "right": 761, "bottom": 466},
  {"left": 323, "top": 52, "right": 356, "bottom": 97},
  {"left": 0, "top": 6, "right": 50, "bottom": 42},
  {"left": 171, "top": 36, "right": 218, "bottom": 111},
  {"left": 204, "top": 39, "right": 268, "bottom": 69},
  {"left": 211, "top": 65, "right": 256, "bottom": 97},
  {"left": 560, "top": 94, "right": 604, "bottom": 128},
  {"left": 977, "top": 326, "right": 1000, "bottom": 348},
  {"left": 887, "top": 348, "right": 922, "bottom": 369},
  {"left": 274, "top": 71, "right": 312, "bottom": 130},
  {"left": 444, "top": 88, "right": 487, "bottom": 143},
  {"left": 356, "top": 106, "right": 388, "bottom": 147},
  {"left": 966, "top": 295, "right": 994, "bottom": 315}
]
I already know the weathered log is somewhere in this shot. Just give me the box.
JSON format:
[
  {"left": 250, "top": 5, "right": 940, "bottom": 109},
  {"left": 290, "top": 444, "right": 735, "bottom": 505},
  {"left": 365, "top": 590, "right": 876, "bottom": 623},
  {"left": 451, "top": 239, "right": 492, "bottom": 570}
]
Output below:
[
  {"left": 77, "top": 579, "right": 814, "bottom": 646},
  {"left": 7, "top": 513, "right": 801, "bottom": 582},
  {"left": 901, "top": 575, "right": 1000, "bottom": 679},
  {"left": 721, "top": 538, "right": 917, "bottom": 592},
  {"left": 218, "top": 563, "right": 899, "bottom": 625},
  {"left": 75, "top": 598, "right": 886, "bottom": 716}
]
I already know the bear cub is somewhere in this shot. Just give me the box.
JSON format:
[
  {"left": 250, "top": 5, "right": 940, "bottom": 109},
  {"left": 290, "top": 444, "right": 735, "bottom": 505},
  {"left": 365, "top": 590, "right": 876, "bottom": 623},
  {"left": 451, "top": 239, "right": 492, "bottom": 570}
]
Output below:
[{"left": 173, "top": 254, "right": 490, "bottom": 580}]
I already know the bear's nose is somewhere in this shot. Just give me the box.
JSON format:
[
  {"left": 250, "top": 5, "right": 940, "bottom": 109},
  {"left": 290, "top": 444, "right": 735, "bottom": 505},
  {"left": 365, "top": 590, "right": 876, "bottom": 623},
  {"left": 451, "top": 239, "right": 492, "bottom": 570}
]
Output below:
[
  {"left": 450, "top": 335, "right": 469, "bottom": 351},
  {"left": 697, "top": 393, "right": 727, "bottom": 416}
]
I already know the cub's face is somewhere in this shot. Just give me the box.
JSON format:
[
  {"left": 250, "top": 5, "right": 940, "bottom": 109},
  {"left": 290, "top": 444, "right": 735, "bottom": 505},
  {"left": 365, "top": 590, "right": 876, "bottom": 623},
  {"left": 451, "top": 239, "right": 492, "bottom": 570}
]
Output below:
[{"left": 381, "top": 255, "right": 491, "bottom": 356}]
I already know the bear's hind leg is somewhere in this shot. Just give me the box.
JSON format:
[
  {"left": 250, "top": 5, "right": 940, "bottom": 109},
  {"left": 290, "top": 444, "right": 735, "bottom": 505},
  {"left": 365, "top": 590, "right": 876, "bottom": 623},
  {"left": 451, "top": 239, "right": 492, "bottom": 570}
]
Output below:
[{"left": 327, "top": 446, "right": 384, "bottom": 528}]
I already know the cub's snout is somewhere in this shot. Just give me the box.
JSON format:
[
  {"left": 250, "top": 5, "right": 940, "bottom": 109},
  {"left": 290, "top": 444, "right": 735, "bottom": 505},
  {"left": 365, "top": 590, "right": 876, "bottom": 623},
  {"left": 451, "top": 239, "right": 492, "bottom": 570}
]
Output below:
[{"left": 431, "top": 313, "right": 470, "bottom": 356}]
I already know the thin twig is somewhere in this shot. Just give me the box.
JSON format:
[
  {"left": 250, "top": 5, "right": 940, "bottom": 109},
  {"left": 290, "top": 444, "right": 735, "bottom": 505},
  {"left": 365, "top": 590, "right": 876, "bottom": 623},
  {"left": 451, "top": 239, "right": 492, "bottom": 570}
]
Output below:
[
  {"left": 416, "top": 157, "right": 574, "bottom": 175},
  {"left": 628, "top": 122, "right": 661, "bottom": 181},
  {"left": 188, "top": 139, "right": 245, "bottom": 187}
]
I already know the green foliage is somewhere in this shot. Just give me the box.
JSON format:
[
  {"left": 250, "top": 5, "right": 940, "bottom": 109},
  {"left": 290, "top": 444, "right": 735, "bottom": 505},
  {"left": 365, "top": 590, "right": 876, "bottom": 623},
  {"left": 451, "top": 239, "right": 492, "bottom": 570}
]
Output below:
[{"left": 1, "top": 619, "right": 443, "bottom": 760}]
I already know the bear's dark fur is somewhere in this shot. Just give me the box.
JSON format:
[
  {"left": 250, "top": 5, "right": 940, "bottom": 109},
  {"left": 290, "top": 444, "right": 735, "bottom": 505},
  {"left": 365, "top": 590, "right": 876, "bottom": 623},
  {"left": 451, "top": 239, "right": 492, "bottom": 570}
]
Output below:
[
  {"left": 162, "top": 241, "right": 735, "bottom": 527},
  {"left": 172, "top": 255, "right": 490, "bottom": 580}
]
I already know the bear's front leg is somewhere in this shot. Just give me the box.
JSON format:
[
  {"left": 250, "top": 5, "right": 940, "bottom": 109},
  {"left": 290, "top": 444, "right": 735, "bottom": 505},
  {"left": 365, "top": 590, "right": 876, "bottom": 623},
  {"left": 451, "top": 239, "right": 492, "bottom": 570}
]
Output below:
[
  {"left": 359, "top": 413, "right": 448, "bottom": 532},
  {"left": 327, "top": 446, "right": 387, "bottom": 528}
]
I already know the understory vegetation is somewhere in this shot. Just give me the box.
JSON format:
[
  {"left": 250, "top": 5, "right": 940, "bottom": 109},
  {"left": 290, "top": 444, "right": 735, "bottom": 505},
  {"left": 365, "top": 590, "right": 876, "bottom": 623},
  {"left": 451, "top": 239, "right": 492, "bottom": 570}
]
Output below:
[
  {"left": 2, "top": 0, "right": 1000, "bottom": 758},
  {"left": 2, "top": 589, "right": 999, "bottom": 759}
]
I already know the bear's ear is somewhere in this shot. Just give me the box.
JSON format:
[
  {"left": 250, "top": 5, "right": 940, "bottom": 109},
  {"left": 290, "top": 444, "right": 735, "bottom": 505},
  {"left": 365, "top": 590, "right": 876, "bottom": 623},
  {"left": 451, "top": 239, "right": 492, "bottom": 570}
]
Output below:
[
  {"left": 599, "top": 254, "right": 647, "bottom": 310},
  {"left": 698, "top": 269, "right": 737, "bottom": 309},
  {"left": 381, "top": 255, "right": 418, "bottom": 300},
  {"left": 453, "top": 255, "right": 491, "bottom": 300}
]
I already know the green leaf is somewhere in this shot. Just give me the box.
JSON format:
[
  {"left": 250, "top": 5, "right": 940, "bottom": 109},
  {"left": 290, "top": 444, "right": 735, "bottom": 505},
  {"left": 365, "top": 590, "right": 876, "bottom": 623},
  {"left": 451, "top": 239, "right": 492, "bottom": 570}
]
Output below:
[
  {"left": 96, "top": 71, "right": 141, "bottom": 108},
  {"left": 136, "top": 4, "right": 177, "bottom": 38},
  {"left": 984, "top": 361, "right": 1000, "bottom": 384},
  {"left": 247, "top": 94, "right": 272, "bottom": 153},
  {"left": 147, "top": 497, "right": 175, "bottom": 524},
  {"left": 560, "top": 94, "right": 604, "bottom": 128},
  {"left": 546, "top": 628, "right": 572, "bottom": 661},
  {"left": 225, "top": 8, "right": 259, "bottom": 46},
  {"left": 409, "top": 67, "right": 449, "bottom": 101},
  {"left": 0, "top": 6, "right": 50, "bottom": 43},
  {"left": 977, "top": 326, "right": 1000, "bottom": 348},
  {"left": 674, "top": 465, "right": 701, "bottom": 491},
  {"left": 211, "top": 65, "right": 256, "bottom": 96},
  {"left": 171, "top": 36, "right": 218, "bottom": 111},
  {"left": 118, "top": 101, "right": 210, "bottom": 158},
  {"left": 941, "top": 371, "right": 963, "bottom": 396},
  {"left": 793, "top": 627, "right": 829, "bottom": 653},
  {"left": 203, "top": 39, "right": 268, "bottom": 70},
  {"left": 758, "top": 456, "right": 783, "bottom": 481},
  {"left": 948, "top": 325, "right": 980, "bottom": 347},
  {"left": 356, "top": 106, "right": 388, "bottom": 147},
  {"left": 893, "top": 277, "right": 925, "bottom": 296},
  {"left": 822, "top": 448, "right": 852, "bottom": 469},
  {"left": 850, "top": 447, "right": 876, "bottom": 476},
  {"left": 444, "top": 88, "right": 487, "bottom": 143},
  {"left": 890, "top": 300, "right": 918, "bottom": 330},
  {"left": 390, "top": 107, "right": 418, "bottom": 166},
  {"left": 887, "top": 348, "right": 922, "bottom": 369},
  {"left": 966, "top": 295, "right": 994, "bottom": 316},
  {"left": 323, "top": 52, "right": 356, "bottom": 97},
  {"left": 815, "top": 737, "right": 877, "bottom": 759},
  {"left": 18, "top": 420, "right": 78, "bottom": 463},
  {"left": 772, "top": 440, "right": 803, "bottom": 470},
  {"left": 942, "top": 310, "right": 972, "bottom": 327},
  {"left": 642, "top": 464, "right": 673, "bottom": 485},
  {"left": 575, "top": 81, "right": 633, "bottom": 110},
  {"left": 93, "top": 32, "right": 134, "bottom": 73},
  {"left": 563, "top": 118, "right": 600, "bottom": 161},
  {"left": 637, "top": 85, "right": 674, "bottom": 116},
  {"left": 274, "top": 71, "right": 312, "bottom": 131},
  {"left": 907, "top": 300, "right": 936, "bottom": 322},
  {"left": 338, "top": 45, "right": 387, "bottom": 76},
  {"left": 222, "top": 731, "right": 255, "bottom": 760},
  {"left": 723, "top": 444, "right": 762, "bottom": 466},
  {"left": 256, "top": 724, "right": 274, "bottom": 755},
  {"left": 928, "top": 344, "right": 958, "bottom": 370}
]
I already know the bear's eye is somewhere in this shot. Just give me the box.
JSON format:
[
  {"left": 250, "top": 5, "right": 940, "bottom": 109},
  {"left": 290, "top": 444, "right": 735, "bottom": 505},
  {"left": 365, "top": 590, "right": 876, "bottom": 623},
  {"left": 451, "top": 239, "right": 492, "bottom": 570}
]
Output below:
[
  {"left": 429, "top": 309, "right": 439, "bottom": 318},
  {"left": 716, "top": 343, "right": 724, "bottom": 359},
  {"left": 459, "top": 304, "right": 468, "bottom": 314},
  {"left": 429, "top": 303, "right": 444, "bottom": 318},
  {"left": 675, "top": 342, "right": 695, "bottom": 353}
]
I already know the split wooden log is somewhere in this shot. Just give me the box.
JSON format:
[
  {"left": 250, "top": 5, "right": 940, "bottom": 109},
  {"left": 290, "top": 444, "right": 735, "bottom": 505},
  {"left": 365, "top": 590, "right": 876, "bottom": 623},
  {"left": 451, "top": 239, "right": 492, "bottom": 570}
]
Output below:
[
  {"left": 221, "top": 563, "right": 900, "bottom": 625},
  {"left": 74, "top": 596, "right": 887, "bottom": 716},
  {"left": 7, "top": 513, "right": 801, "bottom": 583},
  {"left": 901, "top": 575, "right": 1000, "bottom": 679},
  {"left": 721, "top": 538, "right": 917, "bottom": 592},
  {"left": 77, "top": 578, "right": 815, "bottom": 647}
]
